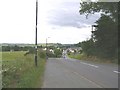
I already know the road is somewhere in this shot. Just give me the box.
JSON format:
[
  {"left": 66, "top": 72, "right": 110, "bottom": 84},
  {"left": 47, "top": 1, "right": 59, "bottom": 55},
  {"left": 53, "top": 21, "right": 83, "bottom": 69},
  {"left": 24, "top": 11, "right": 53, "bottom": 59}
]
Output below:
[{"left": 42, "top": 58, "right": 119, "bottom": 88}]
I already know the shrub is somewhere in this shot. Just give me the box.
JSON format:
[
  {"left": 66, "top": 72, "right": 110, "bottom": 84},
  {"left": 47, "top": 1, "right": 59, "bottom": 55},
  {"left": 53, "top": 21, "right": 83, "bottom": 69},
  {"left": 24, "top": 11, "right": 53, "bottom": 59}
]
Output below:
[{"left": 38, "top": 49, "right": 46, "bottom": 59}]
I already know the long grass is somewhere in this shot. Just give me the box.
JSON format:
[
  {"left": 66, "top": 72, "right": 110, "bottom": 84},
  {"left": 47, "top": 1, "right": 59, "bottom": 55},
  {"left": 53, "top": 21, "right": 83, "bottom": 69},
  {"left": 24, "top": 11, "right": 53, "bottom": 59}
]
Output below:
[
  {"left": 2, "top": 51, "right": 26, "bottom": 61},
  {"left": 2, "top": 51, "right": 46, "bottom": 88},
  {"left": 68, "top": 53, "right": 118, "bottom": 64}
]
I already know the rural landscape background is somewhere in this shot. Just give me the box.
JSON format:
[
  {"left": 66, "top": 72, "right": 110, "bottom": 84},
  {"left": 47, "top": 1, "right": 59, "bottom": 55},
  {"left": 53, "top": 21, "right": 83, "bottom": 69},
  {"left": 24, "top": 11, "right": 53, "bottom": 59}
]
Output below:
[{"left": 0, "top": 0, "right": 119, "bottom": 89}]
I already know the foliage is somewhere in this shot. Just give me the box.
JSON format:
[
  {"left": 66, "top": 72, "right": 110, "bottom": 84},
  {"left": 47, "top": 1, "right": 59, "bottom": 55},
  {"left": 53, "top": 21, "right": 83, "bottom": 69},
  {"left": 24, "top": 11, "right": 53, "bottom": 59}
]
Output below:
[
  {"left": 38, "top": 49, "right": 46, "bottom": 59},
  {"left": 79, "top": 2, "right": 118, "bottom": 60},
  {"left": 2, "top": 46, "right": 11, "bottom": 51},
  {"left": 47, "top": 50, "right": 55, "bottom": 57},
  {"left": 79, "top": 2, "right": 118, "bottom": 21},
  {"left": 54, "top": 48, "right": 62, "bottom": 58},
  {"left": 81, "top": 39, "right": 96, "bottom": 56},
  {"left": 74, "top": 42, "right": 81, "bottom": 47},
  {"left": 94, "top": 15, "right": 118, "bottom": 58},
  {"left": 68, "top": 53, "right": 82, "bottom": 60},
  {"left": 2, "top": 51, "right": 46, "bottom": 88},
  {"left": 2, "top": 45, "right": 35, "bottom": 52},
  {"left": 68, "top": 53, "right": 118, "bottom": 64},
  {"left": 38, "top": 49, "right": 56, "bottom": 58}
]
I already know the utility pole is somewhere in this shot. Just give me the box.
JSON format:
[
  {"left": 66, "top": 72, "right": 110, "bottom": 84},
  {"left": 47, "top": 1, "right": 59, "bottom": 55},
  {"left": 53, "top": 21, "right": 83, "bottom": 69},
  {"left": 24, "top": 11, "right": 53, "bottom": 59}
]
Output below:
[{"left": 35, "top": 0, "right": 38, "bottom": 66}]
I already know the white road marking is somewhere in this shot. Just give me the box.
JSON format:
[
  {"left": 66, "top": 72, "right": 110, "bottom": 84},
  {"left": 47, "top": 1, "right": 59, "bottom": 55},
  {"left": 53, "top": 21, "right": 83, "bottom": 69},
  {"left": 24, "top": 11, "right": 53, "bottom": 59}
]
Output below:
[
  {"left": 113, "top": 71, "right": 120, "bottom": 74},
  {"left": 80, "top": 62, "right": 99, "bottom": 68},
  {"left": 73, "top": 71, "right": 103, "bottom": 88}
]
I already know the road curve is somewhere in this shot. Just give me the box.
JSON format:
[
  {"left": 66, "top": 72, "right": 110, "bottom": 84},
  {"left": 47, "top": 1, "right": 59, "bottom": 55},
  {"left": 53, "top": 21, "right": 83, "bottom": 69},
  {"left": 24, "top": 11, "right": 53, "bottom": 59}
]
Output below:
[{"left": 42, "top": 58, "right": 118, "bottom": 88}]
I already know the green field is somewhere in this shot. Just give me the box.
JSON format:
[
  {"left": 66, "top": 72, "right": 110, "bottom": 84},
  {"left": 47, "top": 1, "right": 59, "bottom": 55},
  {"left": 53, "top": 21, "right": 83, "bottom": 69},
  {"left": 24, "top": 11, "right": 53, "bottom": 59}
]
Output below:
[{"left": 2, "top": 51, "right": 46, "bottom": 88}]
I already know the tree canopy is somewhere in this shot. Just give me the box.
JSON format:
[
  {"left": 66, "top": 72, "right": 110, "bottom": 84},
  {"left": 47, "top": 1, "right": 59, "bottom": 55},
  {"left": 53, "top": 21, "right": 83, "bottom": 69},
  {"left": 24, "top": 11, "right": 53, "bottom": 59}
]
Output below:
[
  {"left": 79, "top": 2, "right": 119, "bottom": 60},
  {"left": 79, "top": 2, "right": 118, "bottom": 21}
]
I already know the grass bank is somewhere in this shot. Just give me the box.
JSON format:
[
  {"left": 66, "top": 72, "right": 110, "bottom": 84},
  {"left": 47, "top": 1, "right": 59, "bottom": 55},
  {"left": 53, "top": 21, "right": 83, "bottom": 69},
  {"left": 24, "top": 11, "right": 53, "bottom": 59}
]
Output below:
[
  {"left": 2, "top": 51, "right": 46, "bottom": 88},
  {"left": 68, "top": 53, "right": 118, "bottom": 64}
]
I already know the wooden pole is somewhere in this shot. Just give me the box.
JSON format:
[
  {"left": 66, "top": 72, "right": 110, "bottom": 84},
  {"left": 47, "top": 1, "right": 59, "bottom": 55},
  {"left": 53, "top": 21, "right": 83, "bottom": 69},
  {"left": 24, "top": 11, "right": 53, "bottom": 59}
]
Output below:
[{"left": 35, "top": 0, "right": 38, "bottom": 66}]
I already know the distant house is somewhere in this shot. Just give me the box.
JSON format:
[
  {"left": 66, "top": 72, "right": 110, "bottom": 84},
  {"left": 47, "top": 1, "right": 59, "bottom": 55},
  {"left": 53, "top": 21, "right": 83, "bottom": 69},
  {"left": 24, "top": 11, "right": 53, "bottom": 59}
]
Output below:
[
  {"left": 68, "top": 48, "right": 75, "bottom": 53},
  {"left": 68, "top": 47, "right": 82, "bottom": 53},
  {"left": 42, "top": 48, "right": 54, "bottom": 54},
  {"left": 50, "top": 49, "right": 54, "bottom": 54},
  {"left": 42, "top": 48, "right": 47, "bottom": 51}
]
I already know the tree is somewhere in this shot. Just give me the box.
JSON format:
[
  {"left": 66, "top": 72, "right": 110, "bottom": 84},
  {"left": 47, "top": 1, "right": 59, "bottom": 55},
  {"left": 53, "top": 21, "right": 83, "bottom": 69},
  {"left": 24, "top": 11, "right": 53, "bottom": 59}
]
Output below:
[
  {"left": 38, "top": 49, "right": 46, "bottom": 59},
  {"left": 2, "top": 46, "right": 10, "bottom": 51},
  {"left": 74, "top": 42, "right": 81, "bottom": 47},
  {"left": 79, "top": 2, "right": 118, "bottom": 21},
  {"left": 94, "top": 14, "right": 118, "bottom": 58},
  {"left": 81, "top": 39, "right": 96, "bottom": 56},
  {"left": 14, "top": 45, "right": 20, "bottom": 51},
  {"left": 54, "top": 48, "right": 62, "bottom": 58},
  {"left": 79, "top": 2, "right": 118, "bottom": 59}
]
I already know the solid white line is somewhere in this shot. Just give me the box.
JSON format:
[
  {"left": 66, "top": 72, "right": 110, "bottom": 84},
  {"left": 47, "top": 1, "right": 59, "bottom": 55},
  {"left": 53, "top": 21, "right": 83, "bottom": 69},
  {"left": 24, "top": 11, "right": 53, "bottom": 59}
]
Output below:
[
  {"left": 113, "top": 71, "right": 120, "bottom": 74},
  {"left": 80, "top": 62, "right": 99, "bottom": 68}
]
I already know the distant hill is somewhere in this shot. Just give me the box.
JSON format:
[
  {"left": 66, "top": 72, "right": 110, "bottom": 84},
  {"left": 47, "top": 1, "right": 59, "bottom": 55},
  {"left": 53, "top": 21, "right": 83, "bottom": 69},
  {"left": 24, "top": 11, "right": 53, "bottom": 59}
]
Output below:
[
  {"left": 1, "top": 43, "right": 62, "bottom": 47},
  {"left": 1, "top": 43, "right": 34, "bottom": 47},
  {"left": 1, "top": 43, "right": 77, "bottom": 48}
]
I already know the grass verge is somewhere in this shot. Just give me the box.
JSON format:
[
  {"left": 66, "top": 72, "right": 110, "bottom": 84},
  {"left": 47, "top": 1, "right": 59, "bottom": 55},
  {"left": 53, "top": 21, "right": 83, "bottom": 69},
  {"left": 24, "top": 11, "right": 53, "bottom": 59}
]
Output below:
[
  {"left": 2, "top": 51, "right": 46, "bottom": 88},
  {"left": 68, "top": 53, "right": 118, "bottom": 64}
]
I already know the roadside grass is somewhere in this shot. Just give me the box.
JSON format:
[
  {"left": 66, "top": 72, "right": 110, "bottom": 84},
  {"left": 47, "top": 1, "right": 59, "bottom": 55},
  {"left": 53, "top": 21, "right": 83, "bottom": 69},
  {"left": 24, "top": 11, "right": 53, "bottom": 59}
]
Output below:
[
  {"left": 2, "top": 51, "right": 25, "bottom": 61},
  {"left": 2, "top": 51, "right": 46, "bottom": 88},
  {"left": 68, "top": 53, "right": 118, "bottom": 64}
]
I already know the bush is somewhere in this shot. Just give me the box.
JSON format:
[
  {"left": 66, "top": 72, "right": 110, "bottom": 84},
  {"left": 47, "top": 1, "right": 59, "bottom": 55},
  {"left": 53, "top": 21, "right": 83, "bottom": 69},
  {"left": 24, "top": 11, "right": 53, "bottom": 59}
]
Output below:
[
  {"left": 54, "top": 48, "right": 62, "bottom": 58},
  {"left": 2, "top": 46, "right": 10, "bottom": 51},
  {"left": 38, "top": 49, "right": 46, "bottom": 59},
  {"left": 47, "top": 50, "right": 55, "bottom": 57}
]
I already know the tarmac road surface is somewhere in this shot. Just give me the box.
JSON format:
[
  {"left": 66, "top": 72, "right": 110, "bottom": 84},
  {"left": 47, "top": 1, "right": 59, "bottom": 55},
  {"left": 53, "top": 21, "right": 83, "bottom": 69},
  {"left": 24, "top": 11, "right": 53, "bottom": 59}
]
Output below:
[{"left": 42, "top": 58, "right": 119, "bottom": 88}]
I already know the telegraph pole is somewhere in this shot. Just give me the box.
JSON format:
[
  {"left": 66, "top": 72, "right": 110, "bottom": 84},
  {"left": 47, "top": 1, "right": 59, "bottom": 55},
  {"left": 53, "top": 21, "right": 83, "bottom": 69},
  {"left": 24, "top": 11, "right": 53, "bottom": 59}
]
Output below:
[{"left": 35, "top": 0, "right": 38, "bottom": 66}]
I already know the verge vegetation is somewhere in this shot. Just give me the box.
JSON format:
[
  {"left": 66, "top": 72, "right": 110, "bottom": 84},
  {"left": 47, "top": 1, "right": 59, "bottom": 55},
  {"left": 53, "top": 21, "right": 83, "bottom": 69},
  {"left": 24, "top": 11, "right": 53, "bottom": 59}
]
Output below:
[
  {"left": 2, "top": 51, "right": 46, "bottom": 88},
  {"left": 68, "top": 53, "right": 118, "bottom": 64}
]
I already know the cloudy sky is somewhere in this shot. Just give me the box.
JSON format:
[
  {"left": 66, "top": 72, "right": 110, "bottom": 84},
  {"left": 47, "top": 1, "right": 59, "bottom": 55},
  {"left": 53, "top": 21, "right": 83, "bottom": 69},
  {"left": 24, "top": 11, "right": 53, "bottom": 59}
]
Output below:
[{"left": 0, "top": 0, "right": 100, "bottom": 44}]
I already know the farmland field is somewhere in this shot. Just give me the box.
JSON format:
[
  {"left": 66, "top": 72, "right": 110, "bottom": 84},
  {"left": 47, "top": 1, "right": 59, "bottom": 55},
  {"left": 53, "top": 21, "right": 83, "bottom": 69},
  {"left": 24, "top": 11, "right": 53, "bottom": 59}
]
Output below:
[{"left": 2, "top": 51, "right": 46, "bottom": 88}]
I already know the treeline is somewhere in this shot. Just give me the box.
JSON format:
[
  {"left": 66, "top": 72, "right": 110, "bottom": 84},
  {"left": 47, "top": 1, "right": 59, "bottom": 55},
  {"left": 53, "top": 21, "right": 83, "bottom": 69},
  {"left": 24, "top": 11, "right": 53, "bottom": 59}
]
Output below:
[
  {"left": 37, "top": 48, "right": 62, "bottom": 58},
  {"left": 78, "top": 2, "right": 119, "bottom": 62},
  {"left": 2, "top": 45, "right": 63, "bottom": 58},
  {"left": 2, "top": 45, "right": 34, "bottom": 51}
]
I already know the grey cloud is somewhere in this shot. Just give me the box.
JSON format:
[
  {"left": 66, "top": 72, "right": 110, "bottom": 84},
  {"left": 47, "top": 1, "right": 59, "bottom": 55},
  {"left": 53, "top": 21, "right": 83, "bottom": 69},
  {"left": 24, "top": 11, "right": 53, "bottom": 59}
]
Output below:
[{"left": 47, "top": 1, "right": 100, "bottom": 28}]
